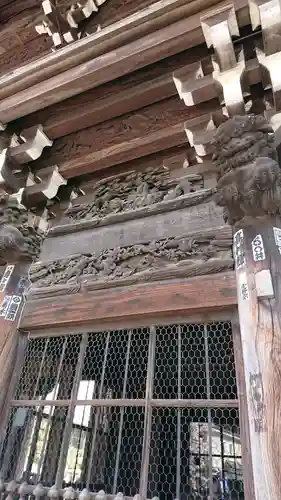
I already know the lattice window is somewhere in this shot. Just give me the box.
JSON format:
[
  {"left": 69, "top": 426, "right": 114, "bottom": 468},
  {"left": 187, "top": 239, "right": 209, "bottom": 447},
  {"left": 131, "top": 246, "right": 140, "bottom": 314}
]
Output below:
[{"left": 0, "top": 322, "right": 244, "bottom": 499}]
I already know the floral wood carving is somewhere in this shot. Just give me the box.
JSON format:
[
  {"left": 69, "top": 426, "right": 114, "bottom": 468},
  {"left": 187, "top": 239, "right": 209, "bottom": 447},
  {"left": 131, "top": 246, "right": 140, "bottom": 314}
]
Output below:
[
  {"left": 65, "top": 166, "right": 204, "bottom": 222},
  {"left": 212, "top": 114, "right": 281, "bottom": 225},
  {"left": 0, "top": 195, "right": 43, "bottom": 263},
  {"left": 30, "top": 230, "right": 232, "bottom": 288}
]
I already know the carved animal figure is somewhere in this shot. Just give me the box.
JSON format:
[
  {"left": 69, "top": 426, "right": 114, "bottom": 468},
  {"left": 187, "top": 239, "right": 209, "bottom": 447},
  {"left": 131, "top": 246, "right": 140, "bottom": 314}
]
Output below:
[
  {"left": 0, "top": 224, "right": 25, "bottom": 262},
  {"left": 212, "top": 114, "right": 281, "bottom": 224}
]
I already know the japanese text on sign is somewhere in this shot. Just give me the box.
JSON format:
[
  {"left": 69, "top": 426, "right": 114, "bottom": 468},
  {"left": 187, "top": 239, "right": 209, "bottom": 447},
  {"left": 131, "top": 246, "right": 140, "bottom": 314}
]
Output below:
[
  {"left": 5, "top": 295, "right": 22, "bottom": 322},
  {"left": 233, "top": 229, "right": 245, "bottom": 269},
  {"left": 252, "top": 234, "right": 266, "bottom": 262},
  {"left": 239, "top": 272, "right": 249, "bottom": 301},
  {"left": 0, "top": 265, "right": 14, "bottom": 292},
  {"left": 0, "top": 295, "right": 12, "bottom": 316},
  {"left": 273, "top": 227, "right": 281, "bottom": 254}
]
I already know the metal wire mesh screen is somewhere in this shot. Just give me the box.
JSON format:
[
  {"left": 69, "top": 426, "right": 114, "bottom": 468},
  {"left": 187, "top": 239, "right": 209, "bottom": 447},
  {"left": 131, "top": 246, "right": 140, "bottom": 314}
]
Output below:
[{"left": 1, "top": 322, "right": 244, "bottom": 499}]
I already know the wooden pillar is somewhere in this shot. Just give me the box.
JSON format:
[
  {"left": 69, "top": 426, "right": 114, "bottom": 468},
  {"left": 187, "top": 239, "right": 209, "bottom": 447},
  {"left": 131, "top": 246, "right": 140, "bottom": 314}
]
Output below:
[
  {"left": 0, "top": 263, "right": 30, "bottom": 435},
  {"left": 212, "top": 114, "right": 281, "bottom": 500},
  {"left": 0, "top": 196, "right": 43, "bottom": 441},
  {"left": 233, "top": 218, "right": 281, "bottom": 500}
]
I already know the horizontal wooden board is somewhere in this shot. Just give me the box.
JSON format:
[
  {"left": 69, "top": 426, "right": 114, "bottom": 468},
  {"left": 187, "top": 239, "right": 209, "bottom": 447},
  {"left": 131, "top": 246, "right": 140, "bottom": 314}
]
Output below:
[
  {"left": 0, "top": 0, "right": 249, "bottom": 122},
  {"left": 39, "top": 200, "right": 224, "bottom": 262},
  {"left": 32, "top": 99, "right": 220, "bottom": 179},
  {"left": 15, "top": 46, "right": 209, "bottom": 139},
  {"left": 21, "top": 271, "right": 237, "bottom": 331}
]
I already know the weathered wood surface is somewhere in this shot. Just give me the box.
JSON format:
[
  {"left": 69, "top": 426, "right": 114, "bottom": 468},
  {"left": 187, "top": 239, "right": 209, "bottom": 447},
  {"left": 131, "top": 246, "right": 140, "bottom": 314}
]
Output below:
[
  {"left": 29, "top": 257, "right": 234, "bottom": 298},
  {"left": 0, "top": 263, "right": 29, "bottom": 438},
  {"left": 32, "top": 99, "right": 220, "bottom": 178},
  {"left": 51, "top": 190, "right": 215, "bottom": 235},
  {"left": 39, "top": 201, "right": 224, "bottom": 261},
  {"left": 21, "top": 271, "right": 237, "bottom": 331},
  {"left": 0, "top": 0, "right": 248, "bottom": 102},
  {"left": 234, "top": 219, "right": 281, "bottom": 500},
  {"left": 15, "top": 46, "right": 209, "bottom": 139},
  {"left": 0, "top": 0, "right": 249, "bottom": 122},
  {"left": 232, "top": 315, "right": 255, "bottom": 500}
]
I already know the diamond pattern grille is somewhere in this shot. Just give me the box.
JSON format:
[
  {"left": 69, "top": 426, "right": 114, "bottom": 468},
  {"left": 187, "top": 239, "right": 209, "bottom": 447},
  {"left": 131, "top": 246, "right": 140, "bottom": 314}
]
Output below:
[{"left": 1, "top": 322, "right": 244, "bottom": 499}]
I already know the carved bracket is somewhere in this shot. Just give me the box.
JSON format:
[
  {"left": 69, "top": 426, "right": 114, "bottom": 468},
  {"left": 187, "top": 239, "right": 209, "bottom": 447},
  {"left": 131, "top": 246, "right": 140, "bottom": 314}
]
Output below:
[
  {"left": 201, "top": 5, "right": 247, "bottom": 116},
  {"left": 35, "top": 0, "right": 108, "bottom": 48},
  {"left": 250, "top": 0, "right": 281, "bottom": 141}
]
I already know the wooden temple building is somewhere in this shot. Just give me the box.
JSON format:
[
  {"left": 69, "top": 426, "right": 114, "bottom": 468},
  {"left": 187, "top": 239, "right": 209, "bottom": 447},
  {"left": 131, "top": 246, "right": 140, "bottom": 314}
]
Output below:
[{"left": 1, "top": 0, "right": 281, "bottom": 498}]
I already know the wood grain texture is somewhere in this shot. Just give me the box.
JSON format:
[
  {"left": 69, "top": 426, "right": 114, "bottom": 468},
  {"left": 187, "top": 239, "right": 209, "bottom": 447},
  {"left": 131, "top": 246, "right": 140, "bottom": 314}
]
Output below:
[
  {"left": 0, "top": 0, "right": 249, "bottom": 123},
  {"left": 15, "top": 46, "right": 209, "bottom": 139},
  {"left": 32, "top": 99, "right": 220, "bottom": 179},
  {"left": 21, "top": 271, "right": 237, "bottom": 331},
  {"left": 0, "top": 34, "right": 52, "bottom": 76},
  {"left": 50, "top": 190, "right": 216, "bottom": 235},
  {"left": 0, "top": 0, "right": 246, "bottom": 103},
  {"left": 232, "top": 315, "right": 255, "bottom": 500},
  {"left": 39, "top": 201, "right": 224, "bottom": 261},
  {"left": 0, "top": 263, "right": 29, "bottom": 439},
  {"left": 234, "top": 218, "right": 281, "bottom": 500}
]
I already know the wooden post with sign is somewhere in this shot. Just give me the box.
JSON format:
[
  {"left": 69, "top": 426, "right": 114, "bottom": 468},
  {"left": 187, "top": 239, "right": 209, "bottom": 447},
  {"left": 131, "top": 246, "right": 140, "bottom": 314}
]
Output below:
[
  {"left": 0, "top": 196, "right": 42, "bottom": 439},
  {"left": 212, "top": 115, "right": 281, "bottom": 500},
  {"left": 0, "top": 263, "right": 30, "bottom": 431}
]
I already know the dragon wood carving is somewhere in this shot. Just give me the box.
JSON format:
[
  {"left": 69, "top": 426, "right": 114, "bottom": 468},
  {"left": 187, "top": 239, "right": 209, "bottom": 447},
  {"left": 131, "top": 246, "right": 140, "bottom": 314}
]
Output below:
[
  {"left": 30, "top": 229, "right": 232, "bottom": 288},
  {"left": 65, "top": 165, "right": 204, "bottom": 222},
  {"left": 212, "top": 114, "right": 281, "bottom": 225}
]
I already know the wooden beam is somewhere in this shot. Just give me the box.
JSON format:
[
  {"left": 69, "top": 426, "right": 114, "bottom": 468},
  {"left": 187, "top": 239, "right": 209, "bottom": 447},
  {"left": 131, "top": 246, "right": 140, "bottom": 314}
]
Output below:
[
  {"left": 21, "top": 272, "right": 237, "bottom": 331},
  {"left": 0, "top": 0, "right": 249, "bottom": 122},
  {"left": 31, "top": 98, "right": 220, "bottom": 179},
  {"left": 0, "top": 0, "right": 249, "bottom": 102},
  {"left": 16, "top": 46, "right": 209, "bottom": 139}
]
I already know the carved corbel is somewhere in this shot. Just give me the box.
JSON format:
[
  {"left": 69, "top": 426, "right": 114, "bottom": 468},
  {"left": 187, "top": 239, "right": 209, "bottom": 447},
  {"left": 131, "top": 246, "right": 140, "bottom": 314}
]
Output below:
[
  {"left": 173, "top": 59, "right": 216, "bottom": 107},
  {"left": 35, "top": 20, "right": 64, "bottom": 47},
  {"left": 185, "top": 112, "right": 226, "bottom": 157},
  {"left": 35, "top": 0, "right": 78, "bottom": 47},
  {"left": 250, "top": 0, "right": 281, "bottom": 113},
  {"left": 0, "top": 149, "right": 26, "bottom": 193},
  {"left": 36, "top": 0, "right": 108, "bottom": 47},
  {"left": 9, "top": 125, "right": 53, "bottom": 165},
  {"left": 201, "top": 6, "right": 247, "bottom": 116},
  {"left": 13, "top": 166, "right": 67, "bottom": 209},
  {"left": 67, "top": 1, "right": 99, "bottom": 27},
  {"left": 249, "top": 0, "right": 281, "bottom": 56}
]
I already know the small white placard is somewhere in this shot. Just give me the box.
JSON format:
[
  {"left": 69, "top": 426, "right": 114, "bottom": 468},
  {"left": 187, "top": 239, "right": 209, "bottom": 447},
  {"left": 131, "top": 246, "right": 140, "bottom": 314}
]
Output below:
[
  {"left": 5, "top": 295, "right": 22, "bottom": 321},
  {"left": 233, "top": 229, "right": 246, "bottom": 269},
  {"left": 252, "top": 234, "right": 266, "bottom": 262},
  {"left": 0, "top": 265, "right": 14, "bottom": 292},
  {"left": 255, "top": 269, "right": 274, "bottom": 299}
]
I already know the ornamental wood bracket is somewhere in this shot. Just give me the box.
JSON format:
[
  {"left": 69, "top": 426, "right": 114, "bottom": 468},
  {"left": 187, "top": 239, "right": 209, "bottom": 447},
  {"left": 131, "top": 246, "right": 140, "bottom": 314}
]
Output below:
[
  {"left": 184, "top": 111, "right": 227, "bottom": 158},
  {"left": 36, "top": 0, "right": 107, "bottom": 48},
  {"left": 0, "top": 124, "right": 52, "bottom": 193},
  {"left": 14, "top": 167, "right": 67, "bottom": 209},
  {"left": 174, "top": 5, "right": 249, "bottom": 116},
  {"left": 9, "top": 125, "right": 53, "bottom": 165},
  {"left": 0, "top": 125, "right": 66, "bottom": 218},
  {"left": 250, "top": 0, "right": 281, "bottom": 143},
  {"left": 201, "top": 6, "right": 247, "bottom": 116}
]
